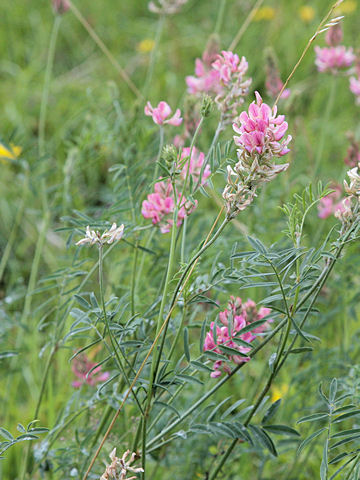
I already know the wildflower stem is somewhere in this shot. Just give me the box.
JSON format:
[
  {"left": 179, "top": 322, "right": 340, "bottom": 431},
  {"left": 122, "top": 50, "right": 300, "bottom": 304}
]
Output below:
[
  {"left": 208, "top": 219, "right": 358, "bottom": 480},
  {"left": 67, "top": 0, "right": 142, "bottom": 98},
  {"left": 38, "top": 15, "right": 61, "bottom": 157},
  {"left": 152, "top": 126, "right": 164, "bottom": 184},
  {"left": 274, "top": 0, "right": 343, "bottom": 107},
  {"left": 0, "top": 163, "right": 29, "bottom": 282},
  {"left": 228, "top": 0, "right": 264, "bottom": 51},
  {"left": 214, "top": 0, "right": 227, "bottom": 35},
  {"left": 143, "top": 15, "right": 165, "bottom": 99},
  {"left": 83, "top": 208, "right": 225, "bottom": 479},
  {"left": 313, "top": 76, "right": 337, "bottom": 177}
]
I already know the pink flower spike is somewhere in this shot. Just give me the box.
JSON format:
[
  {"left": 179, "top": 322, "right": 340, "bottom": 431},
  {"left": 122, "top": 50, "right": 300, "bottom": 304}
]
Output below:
[
  {"left": 350, "top": 76, "right": 360, "bottom": 105},
  {"left": 204, "top": 296, "right": 272, "bottom": 378},
  {"left": 144, "top": 101, "right": 183, "bottom": 126},
  {"left": 71, "top": 353, "right": 110, "bottom": 389},
  {"left": 180, "top": 147, "right": 211, "bottom": 185},
  {"left": 314, "top": 45, "right": 355, "bottom": 74}
]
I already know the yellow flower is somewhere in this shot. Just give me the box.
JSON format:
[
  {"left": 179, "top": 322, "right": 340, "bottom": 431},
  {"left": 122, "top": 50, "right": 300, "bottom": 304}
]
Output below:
[
  {"left": 271, "top": 383, "right": 289, "bottom": 402},
  {"left": 136, "top": 39, "right": 155, "bottom": 53},
  {"left": 335, "top": 0, "right": 356, "bottom": 14},
  {"left": 299, "top": 5, "right": 315, "bottom": 22},
  {"left": 0, "top": 143, "right": 22, "bottom": 162},
  {"left": 253, "top": 6, "right": 276, "bottom": 21}
]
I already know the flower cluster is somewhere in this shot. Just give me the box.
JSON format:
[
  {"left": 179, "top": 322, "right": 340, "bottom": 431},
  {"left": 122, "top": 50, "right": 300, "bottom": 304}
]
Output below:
[
  {"left": 335, "top": 164, "right": 360, "bottom": 226},
  {"left": 186, "top": 49, "right": 251, "bottom": 124},
  {"left": 71, "top": 353, "right": 110, "bottom": 388},
  {"left": 179, "top": 147, "right": 211, "bottom": 186},
  {"left": 212, "top": 51, "right": 252, "bottom": 124},
  {"left": 141, "top": 179, "right": 197, "bottom": 233},
  {"left": 100, "top": 449, "right": 143, "bottom": 480},
  {"left": 204, "top": 296, "right": 272, "bottom": 378},
  {"left": 265, "top": 48, "right": 290, "bottom": 100},
  {"left": 75, "top": 223, "right": 124, "bottom": 247},
  {"left": 350, "top": 75, "right": 360, "bottom": 105},
  {"left": 223, "top": 91, "right": 291, "bottom": 219},
  {"left": 52, "top": 0, "right": 69, "bottom": 14},
  {"left": 145, "top": 101, "right": 183, "bottom": 126},
  {"left": 318, "top": 184, "right": 346, "bottom": 219},
  {"left": 186, "top": 36, "right": 222, "bottom": 96},
  {"left": 314, "top": 22, "right": 354, "bottom": 74}
]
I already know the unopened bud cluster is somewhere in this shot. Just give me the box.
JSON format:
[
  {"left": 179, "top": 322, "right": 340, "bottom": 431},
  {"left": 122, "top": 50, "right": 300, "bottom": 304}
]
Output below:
[
  {"left": 75, "top": 223, "right": 124, "bottom": 247},
  {"left": 223, "top": 91, "right": 291, "bottom": 219},
  {"left": 335, "top": 164, "right": 360, "bottom": 226}
]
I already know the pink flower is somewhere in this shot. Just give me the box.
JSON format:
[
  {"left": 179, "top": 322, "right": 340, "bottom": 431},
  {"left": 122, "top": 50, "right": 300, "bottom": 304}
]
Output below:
[
  {"left": 318, "top": 184, "right": 346, "bottom": 219},
  {"left": 52, "top": 0, "right": 70, "bottom": 13},
  {"left": 144, "top": 101, "right": 183, "bottom": 126},
  {"left": 204, "top": 296, "right": 272, "bottom": 378},
  {"left": 350, "top": 76, "right": 360, "bottom": 105},
  {"left": 266, "top": 76, "right": 291, "bottom": 100},
  {"left": 314, "top": 46, "right": 355, "bottom": 73},
  {"left": 186, "top": 59, "right": 222, "bottom": 95},
  {"left": 71, "top": 353, "right": 110, "bottom": 388},
  {"left": 233, "top": 91, "right": 291, "bottom": 157},
  {"left": 325, "top": 23, "right": 343, "bottom": 47},
  {"left": 179, "top": 147, "right": 211, "bottom": 185},
  {"left": 141, "top": 179, "right": 197, "bottom": 233},
  {"left": 344, "top": 137, "right": 360, "bottom": 167},
  {"left": 212, "top": 51, "right": 248, "bottom": 86}
]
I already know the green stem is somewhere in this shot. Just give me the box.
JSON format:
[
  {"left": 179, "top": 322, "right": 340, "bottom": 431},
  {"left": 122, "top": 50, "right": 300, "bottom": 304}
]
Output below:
[
  {"left": 152, "top": 126, "right": 164, "bottom": 184},
  {"left": 0, "top": 164, "right": 29, "bottom": 282},
  {"left": 313, "top": 76, "right": 337, "bottom": 177},
  {"left": 167, "top": 304, "right": 187, "bottom": 362},
  {"left": 143, "top": 15, "right": 165, "bottom": 100},
  {"left": 38, "top": 15, "right": 61, "bottom": 157},
  {"left": 214, "top": 0, "right": 227, "bottom": 34}
]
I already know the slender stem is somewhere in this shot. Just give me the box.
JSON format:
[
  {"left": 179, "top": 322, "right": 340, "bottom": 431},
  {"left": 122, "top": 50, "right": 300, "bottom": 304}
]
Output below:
[
  {"left": 67, "top": 0, "right": 142, "bottom": 98},
  {"left": 274, "top": 0, "right": 343, "bottom": 107},
  {"left": 180, "top": 215, "right": 187, "bottom": 264},
  {"left": 83, "top": 208, "right": 225, "bottom": 479},
  {"left": 214, "top": 0, "right": 227, "bottom": 35},
  {"left": 0, "top": 164, "right": 29, "bottom": 282},
  {"left": 143, "top": 15, "right": 165, "bottom": 99},
  {"left": 313, "top": 77, "right": 337, "bottom": 177},
  {"left": 167, "top": 304, "right": 187, "bottom": 362},
  {"left": 152, "top": 126, "right": 164, "bottom": 184},
  {"left": 208, "top": 220, "right": 358, "bottom": 480},
  {"left": 38, "top": 15, "right": 61, "bottom": 157},
  {"left": 228, "top": 0, "right": 264, "bottom": 50}
]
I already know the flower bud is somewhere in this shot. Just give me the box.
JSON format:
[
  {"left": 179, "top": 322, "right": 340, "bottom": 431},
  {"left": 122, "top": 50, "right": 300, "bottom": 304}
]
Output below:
[
  {"left": 162, "top": 144, "right": 178, "bottom": 167},
  {"left": 201, "top": 94, "right": 214, "bottom": 117}
]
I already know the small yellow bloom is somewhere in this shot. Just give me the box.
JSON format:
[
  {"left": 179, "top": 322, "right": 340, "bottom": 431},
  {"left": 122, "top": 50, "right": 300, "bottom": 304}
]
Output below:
[
  {"left": 335, "top": 0, "right": 356, "bottom": 14},
  {"left": 253, "top": 6, "right": 276, "bottom": 21},
  {"left": 0, "top": 143, "right": 22, "bottom": 162},
  {"left": 137, "top": 39, "right": 155, "bottom": 53},
  {"left": 271, "top": 383, "right": 289, "bottom": 402},
  {"left": 299, "top": 5, "right": 315, "bottom": 23}
]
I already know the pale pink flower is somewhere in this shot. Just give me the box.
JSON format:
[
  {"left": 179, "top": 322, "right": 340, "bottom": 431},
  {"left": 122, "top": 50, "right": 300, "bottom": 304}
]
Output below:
[
  {"left": 141, "top": 179, "right": 197, "bottom": 233},
  {"left": 318, "top": 184, "right": 345, "bottom": 219},
  {"left": 325, "top": 23, "right": 343, "bottom": 47},
  {"left": 179, "top": 147, "right": 211, "bottom": 185},
  {"left": 186, "top": 59, "right": 222, "bottom": 95},
  {"left": 71, "top": 353, "right": 110, "bottom": 388},
  {"left": 314, "top": 45, "right": 355, "bottom": 73},
  {"left": 350, "top": 76, "right": 360, "bottom": 105},
  {"left": 144, "top": 101, "right": 183, "bottom": 126},
  {"left": 212, "top": 51, "right": 248, "bottom": 86},
  {"left": 266, "top": 76, "right": 291, "bottom": 100},
  {"left": 233, "top": 91, "right": 291, "bottom": 157},
  {"left": 204, "top": 296, "right": 272, "bottom": 378},
  {"left": 100, "top": 448, "right": 143, "bottom": 480},
  {"left": 52, "top": 0, "right": 69, "bottom": 13},
  {"left": 344, "top": 136, "right": 360, "bottom": 167}
]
